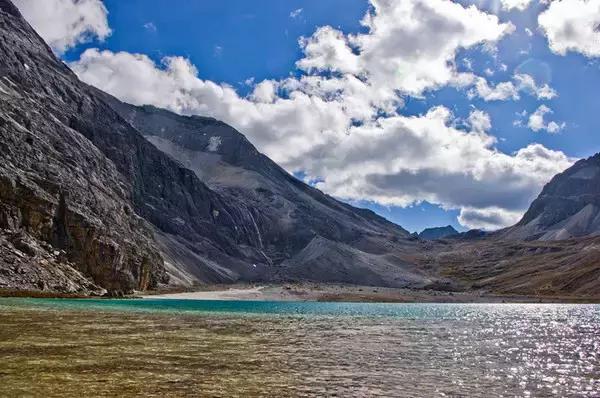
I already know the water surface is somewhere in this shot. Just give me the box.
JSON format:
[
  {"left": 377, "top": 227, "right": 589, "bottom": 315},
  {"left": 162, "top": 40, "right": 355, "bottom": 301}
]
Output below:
[{"left": 0, "top": 298, "right": 598, "bottom": 397}]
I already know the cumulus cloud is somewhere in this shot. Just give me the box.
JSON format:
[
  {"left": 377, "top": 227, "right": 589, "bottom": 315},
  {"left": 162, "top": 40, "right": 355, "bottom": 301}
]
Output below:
[
  {"left": 297, "top": 0, "right": 514, "bottom": 96},
  {"left": 469, "top": 76, "right": 519, "bottom": 101},
  {"left": 467, "top": 109, "right": 492, "bottom": 133},
  {"left": 500, "top": 0, "right": 534, "bottom": 11},
  {"left": 69, "top": 0, "right": 573, "bottom": 230},
  {"left": 513, "top": 73, "right": 557, "bottom": 99},
  {"left": 13, "top": 0, "right": 110, "bottom": 54},
  {"left": 466, "top": 73, "right": 557, "bottom": 101},
  {"left": 527, "top": 105, "right": 566, "bottom": 133},
  {"left": 297, "top": 26, "right": 362, "bottom": 75},
  {"left": 538, "top": 0, "right": 600, "bottom": 57}
]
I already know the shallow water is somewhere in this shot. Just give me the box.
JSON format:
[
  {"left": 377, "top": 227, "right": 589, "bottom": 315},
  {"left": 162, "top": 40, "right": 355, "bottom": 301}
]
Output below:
[{"left": 0, "top": 299, "right": 598, "bottom": 397}]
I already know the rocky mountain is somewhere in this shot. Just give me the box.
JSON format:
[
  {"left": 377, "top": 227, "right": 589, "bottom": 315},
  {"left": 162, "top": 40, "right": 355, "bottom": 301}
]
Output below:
[
  {"left": 504, "top": 153, "right": 600, "bottom": 241},
  {"left": 97, "top": 97, "right": 431, "bottom": 288},
  {"left": 418, "top": 226, "right": 459, "bottom": 240},
  {"left": 0, "top": 0, "right": 436, "bottom": 294}
]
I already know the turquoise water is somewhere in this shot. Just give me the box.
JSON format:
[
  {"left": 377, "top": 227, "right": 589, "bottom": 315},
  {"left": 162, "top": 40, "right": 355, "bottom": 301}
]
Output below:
[
  {"left": 1, "top": 298, "right": 599, "bottom": 396},
  {"left": 5, "top": 297, "right": 600, "bottom": 318}
]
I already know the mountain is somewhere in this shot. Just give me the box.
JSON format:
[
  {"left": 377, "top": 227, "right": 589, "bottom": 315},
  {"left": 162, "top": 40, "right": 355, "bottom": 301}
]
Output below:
[
  {"left": 418, "top": 226, "right": 459, "bottom": 240},
  {"left": 504, "top": 154, "right": 600, "bottom": 241},
  {"left": 422, "top": 233, "right": 600, "bottom": 297},
  {"left": 97, "top": 98, "right": 431, "bottom": 288},
  {"left": 421, "top": 155, "right": 600, "bottom": 297},
  {"left": 0, "top": 0, "right": 436, "bottom": 294}
]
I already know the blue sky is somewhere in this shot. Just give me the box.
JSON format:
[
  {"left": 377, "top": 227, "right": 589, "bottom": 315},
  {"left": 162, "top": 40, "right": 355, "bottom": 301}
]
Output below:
[
  {"left": 16, "top": 0, "right": 600, "bottom": 233},
  {"left": 64, "top": 0, "right": 369, "bottom": 87}
]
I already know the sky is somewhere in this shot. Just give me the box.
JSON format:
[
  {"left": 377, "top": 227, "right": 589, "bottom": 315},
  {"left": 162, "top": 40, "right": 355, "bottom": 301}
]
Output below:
[{"left": 13, "top": 0, "right": 600, "bottom": 233}]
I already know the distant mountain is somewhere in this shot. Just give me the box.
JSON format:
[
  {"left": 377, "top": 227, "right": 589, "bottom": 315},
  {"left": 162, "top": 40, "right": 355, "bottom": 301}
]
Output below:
[
  {"left": 418, "top": 226, "right": 459, "bottom": 240},
  {"left": 504, "top": 153, "right": 600, "bottom": 241},
  {"left": 0, "top": 0, "right": 436, "bottom": 294}
]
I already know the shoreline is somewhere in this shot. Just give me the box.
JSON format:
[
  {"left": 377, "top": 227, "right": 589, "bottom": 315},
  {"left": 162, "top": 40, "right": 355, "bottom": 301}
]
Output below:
[
  {"left": 2, "top": 284, "right": 599, "bottom": 304},
  {"left": 140, "top": 283, "right": 600, "bottom": 304}
]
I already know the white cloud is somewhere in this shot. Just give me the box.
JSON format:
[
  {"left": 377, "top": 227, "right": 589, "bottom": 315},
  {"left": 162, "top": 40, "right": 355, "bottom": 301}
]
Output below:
[
  {"left": 467, "top": 73, "right": 557, "bottom": 101},
  {"left": 143, "top": 22, "right": 157, "bottom": 33},
  {"left": 513, "top": 73, "right": 557, "bottom": 99},
  {"left": 463, "top": 58, "right": 474, "bottom": 71},
  {"left": 527, "top": 105, "right": 566, "bottom": 133},
  {"left": 297, "top": 0, "right": 514, "bottom": 96},
  {"left": 467, "top": 109, "right": 492, "bottom": 133},
  {"left": 13, "top": 0, "right": 110, "bottom": 54},
  {"left": 69, "top": 0, "right": 573, "bottom": 230},
  {"left": 290, "top": 8, "right": 303, "bottom": 18},
  {"left": 297, "top": 26, "right": 362, "bottom": 75},
  {"left": 500, "top": 0, "right": 534, "bottom": 11},
  {"left": 469, "top": 76, "right": 519, "bottom": 101},
  {"left": 538, "top": 0, "right": 600, "bottom": 57}
]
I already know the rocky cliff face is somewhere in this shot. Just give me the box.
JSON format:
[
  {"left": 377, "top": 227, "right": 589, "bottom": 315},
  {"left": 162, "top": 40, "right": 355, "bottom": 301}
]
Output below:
[
  {"left": 0, "top": 1, "right": 167, "bottom": 293},
  {"left": 504, "top": 154, "right": 600, "bottom": 241}
]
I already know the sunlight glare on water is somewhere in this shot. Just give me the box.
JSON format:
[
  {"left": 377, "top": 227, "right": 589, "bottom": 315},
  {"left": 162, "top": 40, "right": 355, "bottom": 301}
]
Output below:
[{"left": 0, "top": 299, "right": 598, "bottom": 397}]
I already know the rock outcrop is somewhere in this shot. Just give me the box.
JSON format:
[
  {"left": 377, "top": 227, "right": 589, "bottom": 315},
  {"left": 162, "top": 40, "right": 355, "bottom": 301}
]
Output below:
[{"left": 0, "top": 229, "right": 104, "bottom": 295}]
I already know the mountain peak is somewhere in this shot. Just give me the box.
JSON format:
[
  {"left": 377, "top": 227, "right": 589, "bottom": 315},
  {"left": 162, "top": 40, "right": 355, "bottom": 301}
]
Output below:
[
  {"left": 418, "top": 225, "right": 459, "bottom": 240},
  {"left": 507, "top": 151, "right": 600, "bottom": 241}
]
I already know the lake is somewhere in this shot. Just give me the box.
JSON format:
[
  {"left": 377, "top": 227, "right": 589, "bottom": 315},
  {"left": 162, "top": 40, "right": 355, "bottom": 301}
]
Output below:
[{"left": 0, "top": 298, "right": 598, "bottom": 397}]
